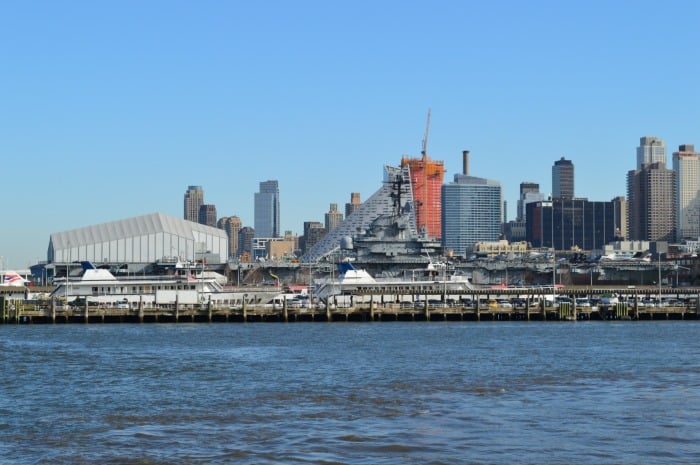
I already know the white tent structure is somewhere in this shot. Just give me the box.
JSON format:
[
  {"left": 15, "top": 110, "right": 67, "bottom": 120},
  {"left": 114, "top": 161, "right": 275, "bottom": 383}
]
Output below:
[{"left": 48, "top": 212, "right": 228, "bottom": 265}]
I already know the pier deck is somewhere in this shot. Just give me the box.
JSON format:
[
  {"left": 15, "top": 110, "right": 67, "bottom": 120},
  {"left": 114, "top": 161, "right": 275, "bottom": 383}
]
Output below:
[{"left": 2, "top": 284, "right": 699, "bottom": 324}]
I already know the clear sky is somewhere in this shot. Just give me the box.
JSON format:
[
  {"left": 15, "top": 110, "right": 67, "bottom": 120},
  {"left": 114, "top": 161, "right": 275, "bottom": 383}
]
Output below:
[{"left": 1, "top": 0, "right": 698, "bottom": 269}]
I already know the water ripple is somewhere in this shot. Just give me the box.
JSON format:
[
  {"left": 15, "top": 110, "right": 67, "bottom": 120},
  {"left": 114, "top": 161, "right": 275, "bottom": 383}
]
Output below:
[{"left": 3, "top": 322, "right": 700, "bottom": 464}]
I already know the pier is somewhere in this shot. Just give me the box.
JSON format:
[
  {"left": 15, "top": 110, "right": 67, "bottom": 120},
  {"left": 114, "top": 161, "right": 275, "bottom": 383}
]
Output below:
[{"left": 2, "top": 286, "right": 700, "bottom": 324}]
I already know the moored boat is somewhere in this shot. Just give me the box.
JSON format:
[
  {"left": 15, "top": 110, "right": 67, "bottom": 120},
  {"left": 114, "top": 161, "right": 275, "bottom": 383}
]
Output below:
[
  {"left": 50, "top": 261, "right": 276, "bottom": 308},
  {"left": 313, "top": 260, "right": 474, "bottom": 302}
]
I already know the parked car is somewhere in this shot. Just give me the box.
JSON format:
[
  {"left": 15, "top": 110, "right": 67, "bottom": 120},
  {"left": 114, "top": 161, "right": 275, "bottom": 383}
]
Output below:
[{"left": 599, "top": 295, "right": 619, "bottom": 305}]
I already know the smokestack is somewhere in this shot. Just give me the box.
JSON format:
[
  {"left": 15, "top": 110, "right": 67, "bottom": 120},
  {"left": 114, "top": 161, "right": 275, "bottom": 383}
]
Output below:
[{"left": 462, "top": 150, "right": 470, "bottom": 176}]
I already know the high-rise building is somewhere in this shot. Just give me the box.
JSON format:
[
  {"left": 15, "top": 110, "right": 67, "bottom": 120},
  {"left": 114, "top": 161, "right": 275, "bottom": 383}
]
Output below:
[
  {"left": 627, "top": 162, "right": 676, "bottom": 242},
  {"left": 184, "top": 186, "right": 204, "bottom": 223},
  {"left": 517, "top": 182, "right": 546, "bottom": 222},
  {"left": 198, "top": 204, "right": 217, "bottom": 228},
  {"left": 442, "top": 169, "right": 502, "bottom": 257},
  {"left": 612, "top": 196, "right": 627, "bottom": 240},
  {"left": 345, "top": 192, "right": 362, "bottom": 218},
  {"left": 324, "top": 203, "right": 343, "bottom": 232},
  {"left": 503, "top": 221, "right": 526, "bottom": 242},
  {"left": 254, "top": 180, "right": 280, "bottom": 238},
  {"left": 400, "top": 151, "right": 445, "bottom": 239},
  {"left": 282, "top": 230, "right": 300, "bottom": 255},
  {"left": 526, "top": 198, "right": 620, "bottom": 250},
  {"left": 302, "top": 221, "right": 326, "bottom": 254},
  {"left": 217, "top": 216, "right": 242, "bottom": 258},
  {"left": 237, "top": 226, "right": 255, "bottom": 259},
  {"left": 673, "top": 144, "right": 700, "bottom": 240},
  {"left": 637, "top": 136, "right": 667, "bottom": 170},
  {"left": 552, "top": 157, "right": 574, "bottom": 199}
]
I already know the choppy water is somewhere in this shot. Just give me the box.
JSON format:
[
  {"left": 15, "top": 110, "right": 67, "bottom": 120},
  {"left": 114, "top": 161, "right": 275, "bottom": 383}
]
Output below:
[{"left": 2, "top": 322, "right": 700, "bottom": 464}]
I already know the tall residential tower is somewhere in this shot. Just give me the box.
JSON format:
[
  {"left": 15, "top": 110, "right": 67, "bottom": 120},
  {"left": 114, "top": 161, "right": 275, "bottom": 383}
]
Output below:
[
  {"left": 673, "top": 144, "right": 700, "bottom": 240},
  {"left": 198, "top": 204, "right": 217, "bottom": 228},
  {"left": 442, "top": 155, "right": 502, "bottom": 257},
  {"left": 184, "top": 186, "right": 204, "bottom": 223},
  {"left": 345, "top": 192, "right": 362, "bottom": 218},
  {"left": 324, "top": 203, "right": 343, "bottom": 232},
  {"left": 218, "top": 216, "right": 242, "bottom": 258},
  {"left": 637, "top": 136, "right": 667, "bottom": 169},
  {"left": 400, "top": 153, "right": 445, "bottom": 239},
  {"left": 254, "top": 180, "right": 280, "bottom": 238},
  {"left": 628, "top": 136, "right": 675, "bottom": 242},
  {"left": 517, "top": 182, "right": 545, "bottom": 222},
  {"left": 627, "top": 162, "right": 676, "bottom": 242},
  {"left": 552, "top": 157, "right": 574, "bottom": 199}
]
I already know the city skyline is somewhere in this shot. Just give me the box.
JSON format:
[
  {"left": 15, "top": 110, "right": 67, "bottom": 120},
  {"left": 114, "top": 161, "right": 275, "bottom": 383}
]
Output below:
[{"left": 1, "top": 1, "right": 698, "bottom": 268}]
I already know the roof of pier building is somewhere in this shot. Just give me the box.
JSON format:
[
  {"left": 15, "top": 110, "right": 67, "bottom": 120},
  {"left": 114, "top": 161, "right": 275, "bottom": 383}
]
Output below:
[{"left": 47, "top": 212, "right": 229, "bottom": 265}]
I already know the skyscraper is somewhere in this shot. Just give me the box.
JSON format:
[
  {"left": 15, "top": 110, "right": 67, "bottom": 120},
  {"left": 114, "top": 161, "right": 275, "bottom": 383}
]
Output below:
[
  {"left": 237, "top": 226, "right": 255, "bottom": 259},
  {"left": 637, "top": 136, "right": 667, "bottom": 170},
  {"left": 254, "top": 180, "right": 280, "bottom": 238},
  {"left": 627, "top": 162, "right": 676, "bottom": 242},
  {"left": 217, "top": 216, "right": 242, "bottom": 258},
  {"left": 673, "top": 144, "right": 700, "bottom": 240},
  {"left": 400, "top": 152, "right": 445, "bottom": 239},
  {"left": 517, "top": 182, "right": 546, "bottom": 222},
  {"left": 612, "top": 196, "right": 627, "bottom": 240},
  {"left": 526, "top": 198, "right": 618, "bottom": 250},
  {"left": 198, "top": 204, "right": 217, "bottom": 228},
  {"left": 442, "top": 170, "right": 502, "bottom": 257},
  {"left": 345, "top": 192, "right": 362, "bottom": 218},
  {"left": 324, "top": 203, "right": 343, "bottom": 232},
  {"left": 184, "top": 186, "right": 204, "bottom": 223},
  {"left": 302, "top": 221, "right": 326, "bottom": 254},
  {"left": 552, "top": 157, "right": 574, "bottom": 199}
]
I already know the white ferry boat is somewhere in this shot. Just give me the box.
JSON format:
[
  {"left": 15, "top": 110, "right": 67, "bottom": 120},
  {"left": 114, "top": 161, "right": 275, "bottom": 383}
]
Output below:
[
  {"left": 50, "top": 261, "right": 274, "bottom": 309},
  {"left": 313, "top": 261, "right": 474, "bottom": 303}
]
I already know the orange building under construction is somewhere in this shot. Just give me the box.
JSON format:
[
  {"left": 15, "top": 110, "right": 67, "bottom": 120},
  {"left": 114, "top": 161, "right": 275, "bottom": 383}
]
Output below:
[{"left": 401, "top": 154, "right": 445, "bottom": 239}]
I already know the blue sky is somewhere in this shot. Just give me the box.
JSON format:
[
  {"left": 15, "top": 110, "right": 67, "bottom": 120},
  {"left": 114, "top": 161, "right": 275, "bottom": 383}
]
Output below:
[{"left": 1, "top": 0, "right": 698, "bottom": 268}]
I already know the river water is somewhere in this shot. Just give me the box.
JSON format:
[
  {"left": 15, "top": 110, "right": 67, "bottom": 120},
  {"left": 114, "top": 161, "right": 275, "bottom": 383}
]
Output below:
[{"left": 2, "top": 322, "right": 700, "bottom": 464}]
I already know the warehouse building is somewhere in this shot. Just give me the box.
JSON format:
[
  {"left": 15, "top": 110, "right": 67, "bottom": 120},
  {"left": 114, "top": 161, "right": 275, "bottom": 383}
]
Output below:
[{"left": 47, "top": 212, "right": 229, "bottom": 268}]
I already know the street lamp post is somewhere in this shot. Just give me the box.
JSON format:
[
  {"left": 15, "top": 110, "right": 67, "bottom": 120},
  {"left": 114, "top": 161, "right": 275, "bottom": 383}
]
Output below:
[
  {"left": 674, "top": 262, "right": 690, "bottom": 287},
  {"left": 443, "top": 262, "right": 447, "bottom": 304},
  {"left": 550, "top": 205, "right": 556, "bottom": 306},
  {"left": 658, "top": 254, "right": 662, "bottom": 304},
  {"left": 308, "top": 262, "right": 314, "bottom": 308}
]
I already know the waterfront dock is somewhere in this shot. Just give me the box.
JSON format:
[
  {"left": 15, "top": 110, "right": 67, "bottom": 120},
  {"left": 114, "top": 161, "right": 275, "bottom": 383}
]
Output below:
[{"left": 2, "top": 286, "right": 700, "bottom": 324}]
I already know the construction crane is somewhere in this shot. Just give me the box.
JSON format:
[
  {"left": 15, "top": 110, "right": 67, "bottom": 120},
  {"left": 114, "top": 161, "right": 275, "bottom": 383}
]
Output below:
[{"left": 421, "top": 108, "right": 431, "bottom": 160}]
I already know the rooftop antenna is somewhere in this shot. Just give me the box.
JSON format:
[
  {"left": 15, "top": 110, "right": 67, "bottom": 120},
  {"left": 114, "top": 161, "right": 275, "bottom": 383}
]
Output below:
[{"left": 421, "top": 108, "right": 431, "bottom": 160}]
